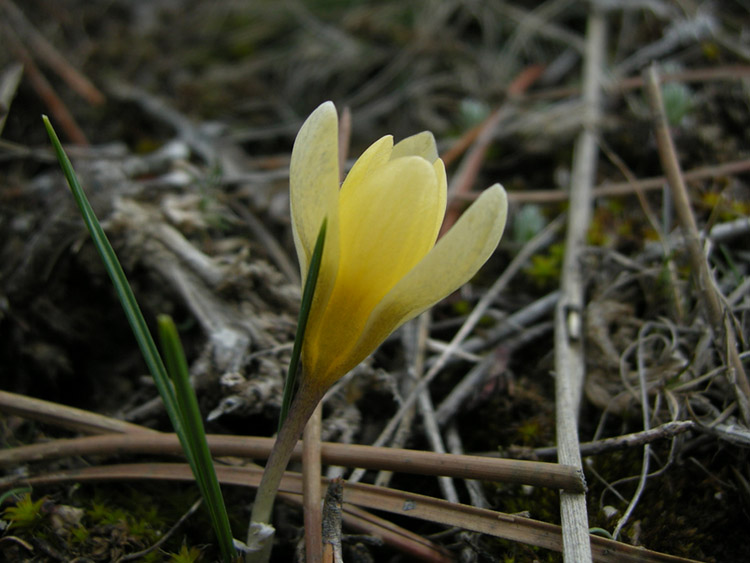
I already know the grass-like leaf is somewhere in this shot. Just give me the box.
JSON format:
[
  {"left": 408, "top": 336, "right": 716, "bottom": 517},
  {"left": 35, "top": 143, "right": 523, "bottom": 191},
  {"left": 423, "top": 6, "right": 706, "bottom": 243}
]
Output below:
[
  {"left": 278, "top": 217, "right": 327, "bottom": 431},
  {"left": 43, "top": 116, "right": 236, "bottom": 562},
  {"left": 158, "top": 315, "right": 236, "bottom": 561},
  {"left": 42, "top": 116, "right": 181, "bottom": 433}
]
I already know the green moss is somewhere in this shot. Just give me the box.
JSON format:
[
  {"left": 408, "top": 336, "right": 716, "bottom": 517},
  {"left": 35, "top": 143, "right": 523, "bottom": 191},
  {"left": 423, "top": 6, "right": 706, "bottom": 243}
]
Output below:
[
  {"left": 168, "top": 543, "right": 204, "bottom": 562},
  {"left": 524, "top": 243, "right": 564, "bottom": 288},
  {"left": 3, "top": 493, "right": 46, "bottom": 531},
  {"left": 69, "top": 524, "right": 91, "bottom": 544}
]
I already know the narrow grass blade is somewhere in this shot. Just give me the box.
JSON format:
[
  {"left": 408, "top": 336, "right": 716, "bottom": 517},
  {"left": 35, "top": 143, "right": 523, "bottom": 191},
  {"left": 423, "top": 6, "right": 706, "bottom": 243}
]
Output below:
[
  {"left": 42, "top": 116, "right": 182, "bottom": 435},
  {"left": 43, "top": 116, "right": 236, "bottom": 561},
  {"left": 158, "top": 315, "right": 236, "bottom": 562},
  {"left": 278, "top": 218, "right": 327, "bottom": 431}
]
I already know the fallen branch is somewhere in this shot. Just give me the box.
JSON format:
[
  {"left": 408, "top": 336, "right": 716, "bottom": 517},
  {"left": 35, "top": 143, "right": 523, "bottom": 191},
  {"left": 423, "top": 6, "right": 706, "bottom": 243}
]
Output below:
[
  {"left": 0, "top": 431, "right": 584, "bottom": 493},
  {"left": 10, "top": 462, "right": 699, "bottom": 563}
]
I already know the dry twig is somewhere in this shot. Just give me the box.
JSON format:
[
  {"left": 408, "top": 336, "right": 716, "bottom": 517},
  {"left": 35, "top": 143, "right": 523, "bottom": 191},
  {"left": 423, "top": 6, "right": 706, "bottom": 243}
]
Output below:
[
  {"left": 553, "top": 7, "right": 606, "bottom": 562},
  {"left": 14, "top": 462, "right": 698, "bottom": 563},
  {"left": 303, "top": 404, "right": 324, "bottom": 563},
  {"left": 644, "top": 64, "right": 750, "bottom": 426}
]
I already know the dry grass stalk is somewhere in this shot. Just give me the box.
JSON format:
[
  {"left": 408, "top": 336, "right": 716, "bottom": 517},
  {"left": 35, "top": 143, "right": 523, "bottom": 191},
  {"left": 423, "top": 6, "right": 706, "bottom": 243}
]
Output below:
[
  {"left": 644, "top": 64, "right": 750, "bottom": 426},
  {"left": 17, "top": 462, "right": 699, "bottom": 563},
  {"left": 0, "top": 389, "right": 155, "bottom": 435},
  {"left": 553, "top": 8, "right": 606, "bottom": 563},
  {"left": 0, "top": 430, "right": 585, "bottom": 493},
  {"left": 303, "top": 403, "right": 324, "bottom": 563}
]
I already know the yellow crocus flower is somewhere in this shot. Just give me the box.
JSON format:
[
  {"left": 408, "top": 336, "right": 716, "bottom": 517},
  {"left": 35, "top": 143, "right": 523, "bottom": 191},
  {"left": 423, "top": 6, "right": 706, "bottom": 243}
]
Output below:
[{"left": 291, "top": 101, "right": 508, "bottom": 394}]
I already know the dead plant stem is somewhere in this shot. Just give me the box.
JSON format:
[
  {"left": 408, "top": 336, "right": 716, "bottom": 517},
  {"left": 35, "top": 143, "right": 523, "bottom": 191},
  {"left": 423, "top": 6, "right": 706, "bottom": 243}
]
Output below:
[
  {"left": 0, "top": 430, "right": 584, "bottom": 493},
  {"left": 302, "top": 403, "right": 323, "bottom": 563},
  {"left": 18, "top": 462, "right": 696, "bottom": 563},
  {"left": 554, "top": 7, "right": 606, "bottom": 562},
  {"left": 644, "top": 64, "right": 750, "bottom": 426}
]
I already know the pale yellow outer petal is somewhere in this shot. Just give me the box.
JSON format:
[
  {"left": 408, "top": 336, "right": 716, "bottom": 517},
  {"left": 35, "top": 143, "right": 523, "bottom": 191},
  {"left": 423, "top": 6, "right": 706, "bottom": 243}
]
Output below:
[
  {"left": 290, "top": 102, "right": 344, "bottom": 382},
  {"left": 391, "top": 131, "right": 439, "bottom": 162},
  {"left": 340, "top": 184, "right": 508, "bottom": 377},
  {"left": 431, "top": 158, "right": 448, "bottom": 243},
  {"left": 303, "top": 156, "right": 444, "bottom": 387},
  {"left": 290, "top": 101, "right": 341, "bottom": 278}
]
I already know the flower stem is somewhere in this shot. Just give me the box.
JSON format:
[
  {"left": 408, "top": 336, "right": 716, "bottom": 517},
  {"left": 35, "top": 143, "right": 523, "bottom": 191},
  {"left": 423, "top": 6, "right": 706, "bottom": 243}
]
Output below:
[{"left": 246, "top": 380, "right": 324, "bottom": 560}]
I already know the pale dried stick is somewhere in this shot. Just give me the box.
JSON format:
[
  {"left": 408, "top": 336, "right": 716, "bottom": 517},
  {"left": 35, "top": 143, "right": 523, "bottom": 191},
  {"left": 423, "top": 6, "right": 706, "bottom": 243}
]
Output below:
[
  {"left": 644, "top": 64, "right": 750, "bottom": 426},
  {"left": 446, "top": 424, "right": 489, "bottom": 508},
  {"left": 374, "top": 323, "right": 421, "bottom": 488},
  {"left": 347, "top": 215, "right": 564, "bottom": 484},
  {"left": 414, "top": 313, "right": 459, "bottom": 504},
  {"left": 19, "top": 463, "right": 688, "bottom": 563},
  {"left": 435, "top": 321, "right": 554, "bottom": 427},
  {"left": 230, "top": 201, "right": 299, "bottom": 284},
  {"left": 517, "top": 420, "right": 696, "bottom": 460},
  {"left": 461, "top": 290, "right": 559, "bottom": 354},
  {"left": 0, "top": 432, "right": 584, "bottom": 492},
  {"left": 612, "top": 328, "right": 657, "bottom": 539},
  {"left": 456, "top": 158, "right": 750, "bottom": 204},
  {"left": 434, "top": 354, "right": 495, "bottom": 427},
  {"left": 554, "top": 7, "right": 606, "bottom": 562},
  {"left": 0, "top": 390, "right": 154, "bottom": 435},
  {"left": 303, "top": 404, "right": 323, "bottom": 563}
]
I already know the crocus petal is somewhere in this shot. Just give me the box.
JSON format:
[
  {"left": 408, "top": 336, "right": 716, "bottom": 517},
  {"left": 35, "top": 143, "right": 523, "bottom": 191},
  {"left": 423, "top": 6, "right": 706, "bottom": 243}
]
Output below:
[
  {"left": 390, "top": 131, "right": 439, "bottom": 162},
  {"left": 389, "top": 131, "right": 445, "bottom": 240},
  {"left": 430, "top": 158, "right": 448, "bottom": 243},
  {"left": 341, "top": 184, "right": 508, "bottom": 377},
  {"left": 340, "top": 135, "right": 393, "bottom": 194},
  {"left": 290, "top": 102, "right": 341, "bottom": 279},
  {"left": 303, "top": 156, "right": 444, "bottom": 386},
  {"left": 338, "top": 155, "right": 441, "bottom": 301}
]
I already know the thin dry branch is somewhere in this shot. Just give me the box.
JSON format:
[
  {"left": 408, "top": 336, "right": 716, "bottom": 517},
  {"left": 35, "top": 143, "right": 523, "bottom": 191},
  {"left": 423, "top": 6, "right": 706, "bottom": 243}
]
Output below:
[
  {"left": 373, "top": 325, "right": 420, "bottom": 489},
  {"left": 0, "top": 390, "right": 155, "bottom": 435},
  {"left": 644, "top": 64, "right": 750, "bottom": 426},
  {"left": 414, "top": 313, "right": 459, "bottom": 504},
  {"left": 512, "top": 420, "right": 696, "bottom": 460},
  {"left": 303, "top": 404, "right": 324, "bottom": 563},
  {"left": 0, "top": 391, "right": 584, "bottom": 492},
  {"left": 554, "top": 8, "right": 606, "bottom": 562},
  {"left": 455, "top": 158, "right": 750, "bottom": 204},
  {"left": 0, "top": 431, "right": 584, "bottom": 493},
  {"left": 14, "top": 462, "right": 700, "bottom": 563}
]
